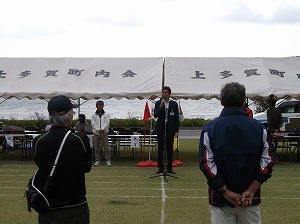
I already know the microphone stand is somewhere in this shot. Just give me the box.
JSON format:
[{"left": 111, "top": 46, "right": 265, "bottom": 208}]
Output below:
[{"left": 150, "top": 108, "right": 178, "bottom": 182}]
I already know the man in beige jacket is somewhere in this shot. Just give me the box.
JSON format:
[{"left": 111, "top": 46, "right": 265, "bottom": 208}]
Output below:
[{"left": 91, "top": 100, "right": 111, "bottom": 166}]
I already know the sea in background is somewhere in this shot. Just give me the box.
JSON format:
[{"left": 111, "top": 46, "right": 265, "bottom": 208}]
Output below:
[{"left": 0, "top": 98, "right": 256, "bottom": 120}]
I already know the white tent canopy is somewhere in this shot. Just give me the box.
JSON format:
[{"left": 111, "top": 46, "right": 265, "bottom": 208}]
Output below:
[
  {"left": 0, "top": 58, "right": 163, "bottom": 100},
  {"left": 1, "top": 57, "right": 300, "bottom": 101},
  {"left": 164, "top": 57, "right": 300, "bottom": 100}
]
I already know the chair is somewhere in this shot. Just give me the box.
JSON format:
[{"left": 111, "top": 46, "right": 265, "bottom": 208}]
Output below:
[
  {"left": 116, "top": 129, "right": 136, "bottom": 158},
  {"left": 112, "top": 127, "right": 126, "bottom": 134},
  {"left": 3, "top": 135, "right": 14, "bottom": 158},
  {"left": 108, "top": 129, "right": 118, "bottom": 160},
  {"left": 129, "top": 127, "right": 143, "bottom": 134},
  {"left": 285, "top": 119, "right": 300, "bottom": 162},
  {"left": 24, "top": 126, "right": 39, "bottom": 131},
  {"left": 24, "top": 126, "right": 44, "bottom": 135},
  {"left": 137, "top": 129, "right": 156, "bottom": 135},
  {"left": 285, "top": 117, "right": 300, "bottom": 132},
  {"left": 118, "top": 129, "right": 134, "bottom": 135},
  {"left": 2, "top": 132, "right": 28, "bottom": 160}
]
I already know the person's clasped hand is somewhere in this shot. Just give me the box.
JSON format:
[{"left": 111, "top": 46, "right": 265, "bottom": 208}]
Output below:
[
  {"left": 240, "top": 190, "right": 254, "bottom": 207},
  {"left": 222, "top": 190, "right": 243, "bottom": 208}
]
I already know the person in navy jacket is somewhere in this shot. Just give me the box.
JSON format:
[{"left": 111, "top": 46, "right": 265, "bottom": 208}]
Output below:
[
  {"left": 154, "top": 86, "right": 179, "bottom": 174},
  {"left": 199, "top": 82, "right": 275, "bottom": 224}
]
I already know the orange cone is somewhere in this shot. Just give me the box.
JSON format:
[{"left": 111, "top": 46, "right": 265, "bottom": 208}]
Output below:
[
  {"left": 146, "top": 160, "right": 153, "bottom": 166},
  {"left": 137, "top": 161, "right": 150, "bottom": 167},
  {"left": 172, "top": 161, "right": 179, "bottom": 167},
  {"left": 173, "top": 160, "right": 183, "bottom": 166},
  {"left": 151, "top": 161, "right": 158, "bottom": 167}
]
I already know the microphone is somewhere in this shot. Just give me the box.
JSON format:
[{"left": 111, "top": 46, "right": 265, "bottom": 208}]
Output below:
[
  {"left": 165, "top": 107, "right": 168, "bottom": 123},
  {"left": 160, "top": 98, "right": 165, "bottom": 108}
]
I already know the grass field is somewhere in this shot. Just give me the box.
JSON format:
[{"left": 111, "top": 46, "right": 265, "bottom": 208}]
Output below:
[{"left": 0, "top": 139, "right": 300, "bottom": 224}]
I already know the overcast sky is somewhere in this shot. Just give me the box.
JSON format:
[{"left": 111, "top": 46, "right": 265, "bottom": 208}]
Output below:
[{"left": 1, "top": 0, "right": 300, "bottom": 58}]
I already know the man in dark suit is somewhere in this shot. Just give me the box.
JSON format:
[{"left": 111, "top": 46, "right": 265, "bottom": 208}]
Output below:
[{"left": 154, "top": 86, "right": 179, "bottom": 174}]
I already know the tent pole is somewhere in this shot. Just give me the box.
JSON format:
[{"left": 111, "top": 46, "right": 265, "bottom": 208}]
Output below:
[
  {"left": 77, "top": 99, "right": 80, "bottom": 118},
  {"left": 149, "top": 116, "right": 153, "bottom": 161}
]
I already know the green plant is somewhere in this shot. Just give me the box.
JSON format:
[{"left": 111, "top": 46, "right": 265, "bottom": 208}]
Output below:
[
  {"left": 0, "top": 118, "right": 210, "bottom": 130},
  {"left": 181, "top": 118, "right": 209, "bottom": 127},
  {"left": 0, "top": 119, "right": 49, "bottom": 129}
]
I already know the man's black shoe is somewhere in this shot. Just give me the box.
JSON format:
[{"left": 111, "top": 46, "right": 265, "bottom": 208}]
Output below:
[
  {"left": 156, "top": 169, "right": 163, "bottom": 174},
  {"left": 167, "top": 170, "right": 176, "bottom": 174}
]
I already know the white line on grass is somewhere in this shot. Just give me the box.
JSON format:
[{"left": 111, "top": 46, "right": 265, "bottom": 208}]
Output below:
[
  {"left": 1, "top": 194, "right": 300, "bottom": 200},
  {"left": 86, "top": 195, "right": 300, "bottom": 200},
  {"left": 160, "top": 176, "right": 166, "bottom": 224},
  {"left": 2, "top": 185, "right": 300, "bottom": 194}
]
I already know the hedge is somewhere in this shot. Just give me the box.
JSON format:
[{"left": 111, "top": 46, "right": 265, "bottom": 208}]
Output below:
[{"left": 0, "top": 118, "right": 209, "bottom": 130}]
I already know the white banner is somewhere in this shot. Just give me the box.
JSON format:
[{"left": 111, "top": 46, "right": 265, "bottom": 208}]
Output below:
[
  {"left": 1, "top": 57, "right": 300, "bottom": 100},
  {"left": 164, "top": 57, "right": 300, "bottom": 100},
  {"left": 0, "top": 58, "right": 163, "bottom": 100}
]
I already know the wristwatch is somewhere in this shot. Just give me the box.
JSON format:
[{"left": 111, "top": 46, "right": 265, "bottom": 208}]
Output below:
[{"left": 219, "top": 185, "right": 229, "bottom": 194}]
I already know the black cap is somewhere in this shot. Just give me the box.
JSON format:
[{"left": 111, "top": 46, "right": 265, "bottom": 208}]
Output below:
[
  {"left": 96, "top": 100, "right": 104, "bottom": 106},
  {"left": 48, "top": 95, "right": 77, "bottom": 115}
]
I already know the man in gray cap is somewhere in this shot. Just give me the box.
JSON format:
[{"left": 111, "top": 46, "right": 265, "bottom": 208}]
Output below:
[
  {"left": 91, "top": 100, "right": 112, "bottom": 166},
  {"left": 33, "top": 95, "right": 92, "bottom": 224}
]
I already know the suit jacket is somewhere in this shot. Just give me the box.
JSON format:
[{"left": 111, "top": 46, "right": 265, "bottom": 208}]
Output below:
[{"left": 154, "top": 99, "right": 179, "bottom": 136}]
